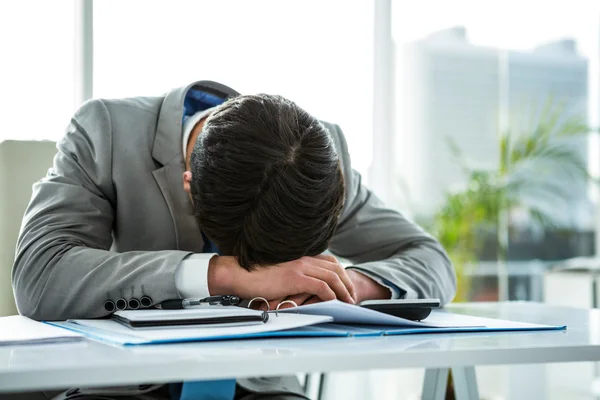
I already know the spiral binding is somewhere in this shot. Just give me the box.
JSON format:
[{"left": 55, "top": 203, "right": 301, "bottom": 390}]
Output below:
[{"left": 247, "top": 297, "right": 299, "bottom": 316}]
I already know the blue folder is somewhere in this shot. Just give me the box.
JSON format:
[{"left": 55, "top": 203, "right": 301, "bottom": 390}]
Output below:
[{"left": 46, "top": 316, "right": 566, "bottom": 347}]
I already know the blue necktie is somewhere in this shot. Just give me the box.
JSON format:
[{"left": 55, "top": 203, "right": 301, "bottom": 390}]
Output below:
[
  {"left": 170, "top": 234, "right": 236, "bottom": 400},
  {"left": 171, "top": 380, "right": 236, "bottom": 400}
]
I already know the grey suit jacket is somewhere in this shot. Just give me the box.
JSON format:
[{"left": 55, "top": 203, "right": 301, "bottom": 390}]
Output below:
[{"left": 12, "top": 80, "right": 456, "bottom": 321}]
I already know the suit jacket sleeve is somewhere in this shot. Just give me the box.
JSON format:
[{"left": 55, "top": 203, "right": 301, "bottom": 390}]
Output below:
[
  {"left": 327, "top": 123, "right": 457, "bottom": 305},
  {"left": 12, "top": 99, "right": 188, "bottom": 321}
]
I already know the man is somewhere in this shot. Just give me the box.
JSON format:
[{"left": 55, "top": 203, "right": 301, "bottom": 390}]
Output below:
[{"left": 11, "top": 81, "right": 456, "bottom": 399}]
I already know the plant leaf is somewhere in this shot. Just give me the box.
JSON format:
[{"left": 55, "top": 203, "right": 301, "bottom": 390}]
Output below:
[
  {"left": 528, "top": 207, "right": 560, "bottom": 230},
  {"left": 445, "top": 135, "right": 472, "bottom": 174}
]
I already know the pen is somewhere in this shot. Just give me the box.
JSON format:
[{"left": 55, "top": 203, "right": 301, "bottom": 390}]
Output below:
[{"left": 159, "top": 295, "right": 241, "bottom": 310}]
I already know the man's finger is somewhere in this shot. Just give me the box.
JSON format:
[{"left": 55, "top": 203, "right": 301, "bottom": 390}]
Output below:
[
  {"left": 297, "top": 276, "right": 337, "bottom": 302},
  {"left": 312, "top": 255, "right": 357, "bottom": 302},
  {"left": 304, "top": 296, "right": 322, "bottom": 305},
  {"left": 267, "top": 297, "right": 286, "bottom": 311},
  {"left": 304, "top": 265, "right": 354, "bottom": 304},
  {"left": 284, "top": 293, "right": 314, "bottom": 307}
]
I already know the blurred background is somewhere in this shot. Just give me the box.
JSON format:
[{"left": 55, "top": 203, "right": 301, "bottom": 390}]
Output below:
[{"left": 1, "top": 0, "right": 600, "bottom": 398}]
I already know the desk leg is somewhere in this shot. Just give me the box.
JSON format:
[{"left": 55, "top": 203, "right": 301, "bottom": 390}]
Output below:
[
  {"left": 303, "top": 372, "right": 322, "bottom": 399},
  {"left": 317, "top": 372, "right": 328, "bottom": 400},
  {"left": 452, "top": 366, "right": 479, "bottom": 400},
  {"left": 422, "top": 368, "right": 449, "bottom": 400}
]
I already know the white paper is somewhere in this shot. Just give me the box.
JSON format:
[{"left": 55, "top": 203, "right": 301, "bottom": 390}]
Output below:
[
  {"left": 115, "top": 307, "right": 264, "bottom": 322},
  {"left": 421, "top": 311, "right": 551, "bottom": 329},
  {"left": 279, "top": 300, "right": 484, "bottom": 328},
  {"left": 0, "top": 315, "right": 83, "bottom": 345},
  {"left": 281, "top": 301, "right": 559, "bottom": 330},
  {"left": 52, "top": 313, "right": 333, "bottom": 345}
]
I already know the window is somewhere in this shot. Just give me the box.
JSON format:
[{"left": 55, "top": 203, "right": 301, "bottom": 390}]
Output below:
[
  {"left": 93, "top": 0, "right": 374, "bottom": 177},
  {"left": 393, "top": 0, "right": 600, "bottom": 302},
  {"left": 0, "top": 1, "right": 75, "bottom": 142}
]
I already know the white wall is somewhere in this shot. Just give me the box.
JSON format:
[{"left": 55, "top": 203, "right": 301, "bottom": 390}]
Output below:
[{"left": 0, "top": 140, "right": 57, "bottom": 316}]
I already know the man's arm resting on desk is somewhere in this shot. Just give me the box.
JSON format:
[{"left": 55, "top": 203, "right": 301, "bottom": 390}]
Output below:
[
  {"left": 186, "top": 122, "right": 457, "bottom": 307},
  {"left": 206, "top": 255, "right": 356, "bottom": 304},
  {"left": 175, "top": 252, "right": 362, "bottom": 306},
  {"left": 12, "top": 100, "right": 190, "bottom": 321},
  {"left": 326, "top": 123, "right": 457, "bottom": 305}
]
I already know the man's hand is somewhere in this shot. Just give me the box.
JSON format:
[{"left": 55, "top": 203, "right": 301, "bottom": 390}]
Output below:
[
  {"left": 273, "top": 263, "right": 393, "bottom": 309},
  {"left": 207, "top": 254, "right": 356, "bottom": 307}
]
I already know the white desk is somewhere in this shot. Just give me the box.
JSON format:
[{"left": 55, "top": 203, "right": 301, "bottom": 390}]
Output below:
[{"left": 1, "top": 302, "right": 599, "bottom": 399}]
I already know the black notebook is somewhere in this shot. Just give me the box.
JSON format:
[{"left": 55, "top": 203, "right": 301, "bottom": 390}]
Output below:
[{"left": 112, "top": 307, "right": 269, "bottom": 329}]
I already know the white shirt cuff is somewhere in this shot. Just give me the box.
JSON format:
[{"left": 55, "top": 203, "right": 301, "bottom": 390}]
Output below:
[{"left": 174, "top": 253, "right": 217, "bottom": 298}]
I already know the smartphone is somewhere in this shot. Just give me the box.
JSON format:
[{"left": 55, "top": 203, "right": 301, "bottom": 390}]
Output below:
[{"left": 359, "top": 298, "right": 441, "bottom": 321}]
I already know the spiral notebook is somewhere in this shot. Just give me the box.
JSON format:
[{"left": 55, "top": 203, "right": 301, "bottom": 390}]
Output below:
[{"left": 46, "top": 299, "right": 566, "bottom": 346}]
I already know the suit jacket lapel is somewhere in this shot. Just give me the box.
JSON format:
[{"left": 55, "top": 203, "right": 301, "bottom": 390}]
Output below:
[
  {"left": 151, "top": 80, "right": 240, "bottom": 253},
  {"left": 152, "top": 80, "right": 241, "bottom": 166},
  {"left": 152, "top": 161, "right": 206, "bottom": 253}
]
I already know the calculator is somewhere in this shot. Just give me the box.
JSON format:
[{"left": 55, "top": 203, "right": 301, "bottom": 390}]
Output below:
[{"left": 359, "top": 299, "right": 441, "bottom": 321}]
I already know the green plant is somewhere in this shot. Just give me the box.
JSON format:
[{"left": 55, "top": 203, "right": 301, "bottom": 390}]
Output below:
[{"left": 431, "top": 98, "right": 595, "bottom": 301}]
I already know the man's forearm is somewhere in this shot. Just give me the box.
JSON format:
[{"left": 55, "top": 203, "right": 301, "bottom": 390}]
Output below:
[{"left": 346, "top": 269, "right": 392, "bottom": 302}]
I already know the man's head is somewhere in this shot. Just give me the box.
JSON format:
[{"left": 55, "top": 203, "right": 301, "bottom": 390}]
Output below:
[{"left": 187, "top": 94, "right": 345, "bottom": 270}]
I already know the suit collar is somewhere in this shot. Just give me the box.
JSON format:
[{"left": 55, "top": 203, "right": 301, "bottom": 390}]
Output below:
[
  {"left": 151, "top": 80, "right": 239, "bottom": 251},
  {"left": 152, "top": 80, "right": 240, "bottom": 166},
  {"left": 152, "top": 164, "right": 207, "bottom": 252}
]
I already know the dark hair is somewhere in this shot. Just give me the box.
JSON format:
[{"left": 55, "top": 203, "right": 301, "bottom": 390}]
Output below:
[{"left": 189, "top": 94, "right": 345, "bottom": 270}]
